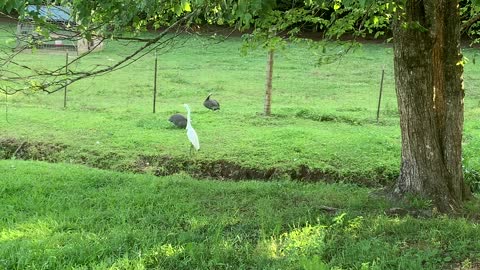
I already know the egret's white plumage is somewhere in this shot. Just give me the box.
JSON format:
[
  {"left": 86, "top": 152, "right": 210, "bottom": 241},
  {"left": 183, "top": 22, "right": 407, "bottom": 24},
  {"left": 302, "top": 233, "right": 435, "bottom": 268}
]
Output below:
[{"left": 184, "top": 104, "right": 200, "bottom": 151}]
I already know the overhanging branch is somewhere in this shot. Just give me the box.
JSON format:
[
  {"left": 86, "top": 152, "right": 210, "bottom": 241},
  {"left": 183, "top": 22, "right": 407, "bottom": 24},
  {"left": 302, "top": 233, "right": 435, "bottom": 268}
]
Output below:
[
  {"left": 0, "top": 10, "right": 199, "bottom": 95},
  {"left": 462, "top": 13, "right": 480, "bottom": 33}
]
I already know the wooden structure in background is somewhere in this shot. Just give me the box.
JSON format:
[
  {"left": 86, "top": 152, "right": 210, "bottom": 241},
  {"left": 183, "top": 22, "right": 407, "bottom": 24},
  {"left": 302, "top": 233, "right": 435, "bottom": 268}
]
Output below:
[{"left": 16, "top": 5, "right": 103, "bottom": 54}]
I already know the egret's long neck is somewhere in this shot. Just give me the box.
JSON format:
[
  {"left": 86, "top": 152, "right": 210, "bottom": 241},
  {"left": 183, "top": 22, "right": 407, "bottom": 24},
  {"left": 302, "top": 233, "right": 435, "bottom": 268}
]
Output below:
[{"left": 186, "top": 109, "right": 192, "bottom": 127}]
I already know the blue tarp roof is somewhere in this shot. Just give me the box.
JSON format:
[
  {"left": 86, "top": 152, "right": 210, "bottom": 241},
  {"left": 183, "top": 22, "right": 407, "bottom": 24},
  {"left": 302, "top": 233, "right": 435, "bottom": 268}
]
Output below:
[{"left": 25, "top": 5, "right": 72, "bottom": 22}]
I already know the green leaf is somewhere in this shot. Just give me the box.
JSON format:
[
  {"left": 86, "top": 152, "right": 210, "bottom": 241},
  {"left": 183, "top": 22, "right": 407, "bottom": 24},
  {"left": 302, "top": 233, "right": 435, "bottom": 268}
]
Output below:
[{"left": 183, "top": 1, "right": 191, "bottom": 12}]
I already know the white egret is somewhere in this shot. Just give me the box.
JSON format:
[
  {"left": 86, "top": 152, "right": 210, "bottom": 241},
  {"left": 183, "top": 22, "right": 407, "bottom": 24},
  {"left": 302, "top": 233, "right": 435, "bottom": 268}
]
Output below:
[
  {"left": 184, "top": 104, "right": 200, "bottom": 152},
  {"left": 203, "top": 93, "right": 220, "bottom": 111}
]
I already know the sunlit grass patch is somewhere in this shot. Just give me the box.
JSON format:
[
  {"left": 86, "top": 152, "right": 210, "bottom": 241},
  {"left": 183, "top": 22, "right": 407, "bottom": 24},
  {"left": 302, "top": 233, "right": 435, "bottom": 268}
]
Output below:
[{"left": 1, "top": 160, "right": 479, "bottom": 269}]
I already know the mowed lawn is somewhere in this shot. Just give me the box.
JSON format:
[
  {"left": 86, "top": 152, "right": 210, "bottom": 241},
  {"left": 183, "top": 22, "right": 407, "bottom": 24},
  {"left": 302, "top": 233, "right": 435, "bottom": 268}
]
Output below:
[
  {"left": 1, "top": 25, "right": 479, "bottom": 184},
  {"left": 1, "top": 24, "right": 480, "bottom": 184},
  {"left": 1, "top": 24, "right": 480, "bottom": 270},
  {"left": 1, "top": 160, "right": 479, "bottom": 269}
]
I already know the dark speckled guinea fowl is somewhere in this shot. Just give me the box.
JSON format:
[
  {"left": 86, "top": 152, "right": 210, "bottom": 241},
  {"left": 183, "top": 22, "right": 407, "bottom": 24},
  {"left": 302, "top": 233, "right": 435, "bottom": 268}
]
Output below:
[
  {"left": 168, "top": 113, "right": 187, "bottom": 128},
  {"left": 203, "top": 93, "right": 220, "bottom": 111}
]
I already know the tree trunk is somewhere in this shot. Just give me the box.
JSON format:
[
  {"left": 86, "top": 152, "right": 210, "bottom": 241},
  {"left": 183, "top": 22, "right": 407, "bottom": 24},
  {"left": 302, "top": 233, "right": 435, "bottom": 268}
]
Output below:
[
  {"left": 264, "top": 49, "right": 274, "bottom": 116},
  {"left": 392, "top": 0, "right": 472, "bottom": 212}
]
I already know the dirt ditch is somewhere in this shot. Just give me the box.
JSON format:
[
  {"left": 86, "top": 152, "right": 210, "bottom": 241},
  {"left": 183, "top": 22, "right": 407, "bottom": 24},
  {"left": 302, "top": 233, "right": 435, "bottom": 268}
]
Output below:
[{"left": 0, "top": 137, "right": 396, "bottom": 186}]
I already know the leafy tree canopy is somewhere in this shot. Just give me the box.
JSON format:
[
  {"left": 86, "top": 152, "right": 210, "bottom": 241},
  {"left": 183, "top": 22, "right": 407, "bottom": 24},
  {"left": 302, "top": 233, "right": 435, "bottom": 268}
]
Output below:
[{"left": 3, "top": 1, "right": 480, "bottom": 40}]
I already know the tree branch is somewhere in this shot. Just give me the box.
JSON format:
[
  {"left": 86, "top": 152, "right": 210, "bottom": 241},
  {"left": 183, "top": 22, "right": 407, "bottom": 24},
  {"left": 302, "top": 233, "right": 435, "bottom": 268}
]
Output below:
[
  {"left": 462, "top": 13, "right": 480, "bottom": 33},
  {"left": 0, "top": 10, "right": 199, "bottom": 95}
]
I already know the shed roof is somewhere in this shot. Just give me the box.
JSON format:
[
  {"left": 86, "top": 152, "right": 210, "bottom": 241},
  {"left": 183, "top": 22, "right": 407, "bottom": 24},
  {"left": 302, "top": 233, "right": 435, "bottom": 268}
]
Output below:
[{"left": 25, "top": 5, "right": 72, "bottom": 23}]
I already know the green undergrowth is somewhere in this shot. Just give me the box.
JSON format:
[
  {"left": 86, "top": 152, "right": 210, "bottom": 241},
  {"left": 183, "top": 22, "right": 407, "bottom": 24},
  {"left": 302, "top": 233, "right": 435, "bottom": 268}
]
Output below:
[
  {"left": 1, "top": 160, "right": 479, "bottom": 269},
  {"left": 0, "top": 23, "right": 480, "bottom": 186}
]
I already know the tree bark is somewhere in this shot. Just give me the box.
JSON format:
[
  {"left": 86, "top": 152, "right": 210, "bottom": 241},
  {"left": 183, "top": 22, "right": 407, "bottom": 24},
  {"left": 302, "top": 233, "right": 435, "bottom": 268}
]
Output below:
[
  {"left": 392, "top": 0, "right": 472, "bottom": 212},
  {"left": 264, "top": 49, "right": 274, "bottom": 116}
]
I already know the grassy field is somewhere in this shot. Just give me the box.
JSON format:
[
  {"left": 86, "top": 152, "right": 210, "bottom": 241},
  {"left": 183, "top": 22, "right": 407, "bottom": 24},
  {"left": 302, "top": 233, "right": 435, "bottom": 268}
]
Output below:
[
  {"left": 1, "top": 23, "right": 480, "bottom": 269},
  {"left": 1, "top": 23, "right": 479, "bottom": 186},
  {"left": 1, "top": 160, "right": 479, "bottom": 269}
]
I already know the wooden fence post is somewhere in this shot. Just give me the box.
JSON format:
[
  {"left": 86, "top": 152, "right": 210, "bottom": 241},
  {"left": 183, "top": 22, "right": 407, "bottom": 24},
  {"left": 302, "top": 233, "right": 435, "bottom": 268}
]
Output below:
[
  {"left": 153, "top": 50, "right": 158, "bottom": 113},
  {"left": 376, "top": 66, "right": 385, "bottom": 123},
  {"left": 64, "top": 51, "right": 68, "bottom": 108}
]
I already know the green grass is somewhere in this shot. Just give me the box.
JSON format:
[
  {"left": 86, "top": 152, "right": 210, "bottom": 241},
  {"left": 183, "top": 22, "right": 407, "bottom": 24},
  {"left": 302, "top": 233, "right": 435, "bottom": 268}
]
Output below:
[
  {"left": 1, "top": 22, "right": 480, "bottom": 270},
  {"left": 0, "top": 25, "right": 479, "bottom": 185},
  {"left": 0, "top": 24, "right": 401, "bottom": 183},
  {"left": 1, "top": 160, "right": 479, "bottom": 269}
]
